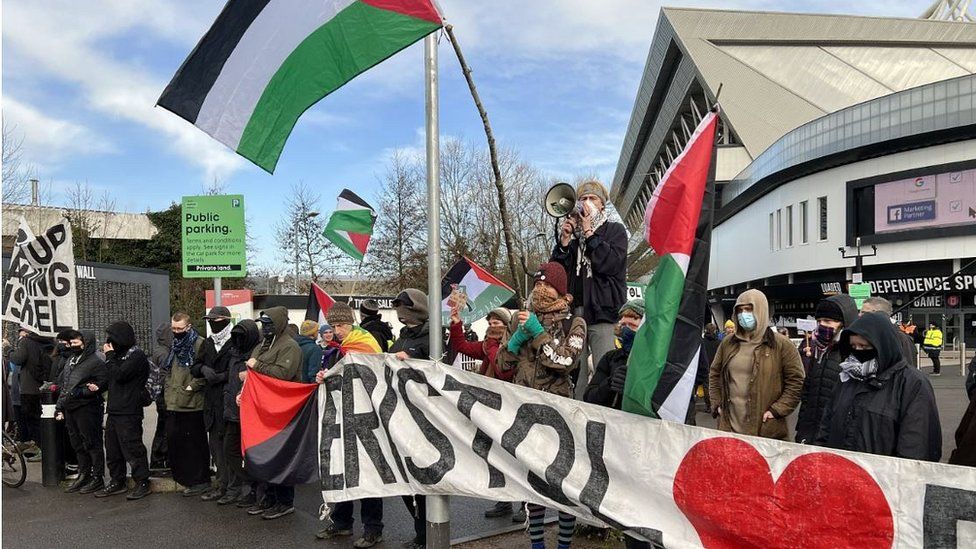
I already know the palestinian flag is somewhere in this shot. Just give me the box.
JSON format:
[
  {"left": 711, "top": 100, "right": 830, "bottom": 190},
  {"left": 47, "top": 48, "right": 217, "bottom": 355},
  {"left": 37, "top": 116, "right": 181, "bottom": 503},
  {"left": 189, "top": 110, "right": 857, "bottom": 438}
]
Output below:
[
  {"left": 622, "top": 109, "right": 719, "bottom": 421},
  {"left": 306, "top": 283, "right": 336, "bottom": 325},
  {"left": 240, "top": 371, "right": 319, "bottom": 484},
  {"left": 323, "top": 189, "right": 377, "bottom": 262},
  {"left": 157, "top": 0, "right": 443, "bottom": 173},
  {"left": 440, "top": 257, "right": 515, "bottom": 327}
]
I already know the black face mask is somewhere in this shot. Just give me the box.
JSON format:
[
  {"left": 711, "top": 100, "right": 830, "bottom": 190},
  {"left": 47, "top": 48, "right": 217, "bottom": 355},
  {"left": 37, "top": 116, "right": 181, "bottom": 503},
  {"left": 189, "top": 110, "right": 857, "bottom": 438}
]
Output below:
[
  {"left": 261, "top": 321, "right": 275, "bottom": 340},
  {"left": 208, "top": 319, "right": 231, "bottom": 334},
  {"left": 173, "top": 331, "right": 189, "bottom": 340},
  {"left": 69, "top": 345, "right": 85, "bottom": 357},
  {"left": 57, "top": 343, "right": 71, "bottom": 357},
  {"left": 851, "top": 348, "right": 877, "bottom": 363}
]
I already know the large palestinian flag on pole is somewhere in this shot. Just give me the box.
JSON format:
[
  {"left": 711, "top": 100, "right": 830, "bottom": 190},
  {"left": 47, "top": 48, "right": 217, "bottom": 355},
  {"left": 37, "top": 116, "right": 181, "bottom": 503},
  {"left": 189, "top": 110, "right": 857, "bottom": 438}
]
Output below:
[
  {"left": 440, "top": 257, "right": 515, "bottom": 327},
  {"left": 621, "top": 109, "right": 718, "bottom": 421},
  {"left": 306, "top": 282, "right": 336, "bottom": 325},
  {"left": 322, "top": 189, "right": 377, "bottom": 262},
  {"left": 240, "top": 371, "right": 319, "bottom": 485},
  {"left": 157, "top": 0, "right": 443, "bottom": 173}
]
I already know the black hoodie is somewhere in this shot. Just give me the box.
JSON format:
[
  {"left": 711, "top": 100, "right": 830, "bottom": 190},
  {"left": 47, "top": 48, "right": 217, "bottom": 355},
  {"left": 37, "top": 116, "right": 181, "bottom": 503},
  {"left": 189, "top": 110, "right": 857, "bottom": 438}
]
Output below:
[
  {"left": 360, "top": 313, "right": 394, "bottom": 353},
  {"left": 55, "top": 331, "right": 108, "bottom": 413},
  {"left": 795, "top": 294, "right": 860, "bottom": 443},
  {"left": 104, "top": 321, "right": 150, "bottom": 415},
  {"left": 815, "top": 312, "right": 942, "bottom": 461},
  {"left": 10, "top": 332, "right": 54, "bottom": 394},
  {"left": 224, "top": 320, "right": 260, "bottom": 422}
]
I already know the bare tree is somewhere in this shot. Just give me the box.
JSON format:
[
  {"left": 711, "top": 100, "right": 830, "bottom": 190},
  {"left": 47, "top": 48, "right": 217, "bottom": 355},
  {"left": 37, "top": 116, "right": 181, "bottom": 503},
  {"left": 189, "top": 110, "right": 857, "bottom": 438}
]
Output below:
[
  {"left": 274, "top": 182, "right": 340, "bottom": 293},
  {"left": 2, "top": 120, "right": 35, "bottom": 204},
  {"left": 365, "top": 151, "right": 428, "bottom": 293}
]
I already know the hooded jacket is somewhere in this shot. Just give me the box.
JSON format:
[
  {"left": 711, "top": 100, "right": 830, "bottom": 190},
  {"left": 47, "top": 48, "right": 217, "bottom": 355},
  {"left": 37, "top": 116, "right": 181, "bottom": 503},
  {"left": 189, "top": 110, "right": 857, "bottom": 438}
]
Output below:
[
  {"left": 250, "top": 306, "right": 302, "bottom": 382},
  {"left": 10, "top": 331, "right": 54, "bottom": 394},
  {"left": 191, "top": 325, "right": 234, "bottom": 421},
  {"left": 708, "top": 289, "right": 805, "bottom": 440},
  {"left": 794, "top": 294, "right": 859, "bottom": 443},
  {"left": 389, "top": 322, "right": 431, "bottom": 360},
  {"left": 360, "top": 312, "right": 394, "bottom": 353},
  {"left": 55, "top": 331, "right": 107, "bottom": 413},
  {"left": 816, "top": 313, "right": 942, "bottom": 461},
  {"left": 550, "top": 220, "right": 627, "bottom": 326},
  {"left": 104, "top": 321, "right": 150, "bottom": 415},
  {"left": 295, "top": 335, "right": 323, "bottom": 383},
  {"left": 224, "top": 320, "right": 260, "bottom": 422}
]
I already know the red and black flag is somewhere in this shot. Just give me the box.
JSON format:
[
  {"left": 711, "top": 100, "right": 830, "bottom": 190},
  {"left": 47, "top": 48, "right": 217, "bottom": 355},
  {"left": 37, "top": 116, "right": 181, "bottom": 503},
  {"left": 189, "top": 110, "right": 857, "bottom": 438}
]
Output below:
[{"left": 240, "top": 371, "right": 319, "bottom": 485}]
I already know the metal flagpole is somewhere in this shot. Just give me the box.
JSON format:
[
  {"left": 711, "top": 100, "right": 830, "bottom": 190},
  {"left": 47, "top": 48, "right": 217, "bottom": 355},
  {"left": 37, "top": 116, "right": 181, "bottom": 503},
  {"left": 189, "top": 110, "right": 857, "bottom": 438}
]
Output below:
[
  {"left": 214, "top": 277, "right": 222, "bottom": 307},
  {"left": 424, "top": 32, "right": 450, "bottom": 548}
]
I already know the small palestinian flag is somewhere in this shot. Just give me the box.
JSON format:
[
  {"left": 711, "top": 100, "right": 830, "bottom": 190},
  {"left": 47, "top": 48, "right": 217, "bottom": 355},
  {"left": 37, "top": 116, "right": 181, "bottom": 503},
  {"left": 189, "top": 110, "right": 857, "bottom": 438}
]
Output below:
[
  {"left": 240, "top": 371, "right": 319, "bottom": 485},
  {"left": 622, "top": 109, "right": 718, "bottom": 422},
  {"left": 323, "top": 189, "right": 377, "bottom": 262},
  {"left": 440, "top": 257, "right": 515, "bottom": 327},
  {"left": 306, "top": 283, "right": 336, "bottom": 325},
  {"left": 158, "top": 0, "right": 443, "bottom": 173}
]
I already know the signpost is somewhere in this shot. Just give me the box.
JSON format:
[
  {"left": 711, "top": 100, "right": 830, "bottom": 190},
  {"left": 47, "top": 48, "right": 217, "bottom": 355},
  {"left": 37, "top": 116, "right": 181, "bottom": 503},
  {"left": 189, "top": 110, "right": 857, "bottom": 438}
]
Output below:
[{"left": 181, "top": 195, "right": 247, "bottom": 306}]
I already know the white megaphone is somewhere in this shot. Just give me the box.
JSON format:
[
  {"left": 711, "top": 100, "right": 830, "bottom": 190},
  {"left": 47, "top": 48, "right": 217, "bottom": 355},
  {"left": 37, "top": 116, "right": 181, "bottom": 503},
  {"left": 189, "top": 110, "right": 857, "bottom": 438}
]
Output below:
[{"left": 543, "top": 183, "right": 578, "bottom": 218}]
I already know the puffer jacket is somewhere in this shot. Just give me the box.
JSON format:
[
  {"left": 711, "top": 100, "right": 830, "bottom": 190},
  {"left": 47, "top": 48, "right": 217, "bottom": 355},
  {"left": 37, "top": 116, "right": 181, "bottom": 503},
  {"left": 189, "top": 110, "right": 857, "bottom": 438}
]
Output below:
[
  {"left": 55, "top": 331, "right": 107, "bottom": 413},
  {"left": 250, "top": 306, "right": 302, "bottom": 382},
  {"left": 816, "top": 313, "right": 942, "bottom": 461},
  {"left": 495, "top": 310, "right": 586, "bottom": 398},
  {"left": 794, "top": 295, "right": 859, "bottom": 444},
  {"left": 550, "top": 221, "right": 627, "bottom": 326},
  {"left": 224, "top": 320, "right": 260, "bottom": 422}
]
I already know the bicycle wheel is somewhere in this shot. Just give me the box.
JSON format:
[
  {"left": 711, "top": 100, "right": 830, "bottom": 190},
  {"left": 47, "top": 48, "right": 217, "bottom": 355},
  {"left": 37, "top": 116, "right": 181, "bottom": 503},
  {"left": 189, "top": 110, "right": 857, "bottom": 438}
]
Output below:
[{"left": 2, "top": 432, "right": 27, "bottom": 488}]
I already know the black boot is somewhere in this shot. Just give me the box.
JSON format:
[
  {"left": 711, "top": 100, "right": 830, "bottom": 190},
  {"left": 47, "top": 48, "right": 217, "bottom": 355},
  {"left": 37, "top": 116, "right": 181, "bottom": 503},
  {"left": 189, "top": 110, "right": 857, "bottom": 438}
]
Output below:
[
  {"left": 78, "top": 476, "right": 105, "bottom": 495},
  {"left": 65, "top": 473, "right": 90, "bottom": 493},
  {"left": 94, "top": 480, "right": 128, "bottom": 498},
  {"left": 127, "top": 480, "right": 152, "bottom": 500},
  {"left": 484, "top": 501, "right": 513, "bottom": 518}
]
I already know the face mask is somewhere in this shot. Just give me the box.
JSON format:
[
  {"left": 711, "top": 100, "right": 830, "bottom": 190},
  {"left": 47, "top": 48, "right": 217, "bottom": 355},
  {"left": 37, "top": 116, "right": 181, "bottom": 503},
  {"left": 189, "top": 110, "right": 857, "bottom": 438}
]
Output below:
[
  {"left": 57, "top": 342, "right": 71, "bottom": 357},
  {"left": 261, "top": 322, "right": 275, "bottom": 340},
  {"left": 815, "top": 325, "right": 836, "bottom": 345},
  {"left": 738, "top": 311, "right": 757, "bottom": 331},
  {"left": 69, "top": 345, "right": 85, "bottom": 357},
  {"left": 208, "top": 319, "right": 231, "bottom": 334},
  {"left": 173, "top": 331, "right": 189, "bottom": 340},
  {"left": 851, "top": 348, "right": 877, "bottom": 363},
  {"left": 618, "top": 326, "right": 637, "bottom": 351},
  {"left": 840, "top": 354, "right": 879, "bottom": 382}
]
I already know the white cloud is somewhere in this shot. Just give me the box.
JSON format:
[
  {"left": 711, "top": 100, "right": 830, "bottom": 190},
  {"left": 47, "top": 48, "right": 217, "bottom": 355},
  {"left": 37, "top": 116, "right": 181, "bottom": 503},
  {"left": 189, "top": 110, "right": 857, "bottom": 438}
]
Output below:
[
  {"left": 3, "top": 97, "right": 116, "bottom": 164},
  {"left": 3, "top": 1, "right": 244, "bottom": 182}
]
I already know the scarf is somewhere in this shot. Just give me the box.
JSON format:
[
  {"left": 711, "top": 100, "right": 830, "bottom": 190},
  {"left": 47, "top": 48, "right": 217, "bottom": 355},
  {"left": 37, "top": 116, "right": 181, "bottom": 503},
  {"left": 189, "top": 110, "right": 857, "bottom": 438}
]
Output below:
[
  {"left": 839, "top": 356, "right": 879, "bottom": 383},
  {"left": 166, "top": 328, "right": 199, "bottom": 369},
  {"left": 212, "top": 323, "right": 233, "bottom": 352},
  {"left": 531, "top": 287, "right": 570, "bottom": 314},
  {"left": 485, "top": 325, "right": 507, "bottom": 341},
  {"left": 809, "top": 335, "right": 829, "bottom": 362},
  {"left": 573, "top": 208, "right": 609, "bottom": 279}
]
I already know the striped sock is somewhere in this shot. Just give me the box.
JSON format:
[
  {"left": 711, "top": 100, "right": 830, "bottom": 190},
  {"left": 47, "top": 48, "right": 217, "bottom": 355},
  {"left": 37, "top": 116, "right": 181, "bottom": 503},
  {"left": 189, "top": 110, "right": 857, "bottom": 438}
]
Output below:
[
  {"left": 557, "top": 511, "right": 576, "bottom": 547},
  {"left": 526, "top": 503, "right": 546, "bottom": 544}
]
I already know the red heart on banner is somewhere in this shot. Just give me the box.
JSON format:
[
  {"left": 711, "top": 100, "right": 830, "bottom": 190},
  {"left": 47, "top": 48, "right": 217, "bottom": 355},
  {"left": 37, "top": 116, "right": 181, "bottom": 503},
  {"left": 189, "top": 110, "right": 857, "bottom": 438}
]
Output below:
[{"left": 673, "top": 437, "right": 894, "bottom": 549}]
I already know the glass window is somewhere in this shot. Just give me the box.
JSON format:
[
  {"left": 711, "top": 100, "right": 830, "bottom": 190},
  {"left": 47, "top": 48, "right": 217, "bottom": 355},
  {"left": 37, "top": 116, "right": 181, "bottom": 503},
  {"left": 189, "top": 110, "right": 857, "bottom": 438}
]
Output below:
[
  {"left": 769, "top": 212, "right": 775, "bottom": 251},
  {"left": 800, "top": 201, "right": 809, "bottom": 244},
  {"left": 776, "top": 209, "right": 782, "bottom": 249},
  {"left": 786, "top": 205, "right": 794, "bottom": 247},
  {"left": 818, "top": 196, "right": 828, "bottom": 241}
]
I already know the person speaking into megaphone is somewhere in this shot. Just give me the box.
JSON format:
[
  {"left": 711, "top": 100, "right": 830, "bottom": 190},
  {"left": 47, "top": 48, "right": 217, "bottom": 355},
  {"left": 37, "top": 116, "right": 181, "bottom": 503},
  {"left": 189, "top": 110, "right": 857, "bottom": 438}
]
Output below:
[{"left": 551, "top": 180, "right": 628, "bottom": 399}]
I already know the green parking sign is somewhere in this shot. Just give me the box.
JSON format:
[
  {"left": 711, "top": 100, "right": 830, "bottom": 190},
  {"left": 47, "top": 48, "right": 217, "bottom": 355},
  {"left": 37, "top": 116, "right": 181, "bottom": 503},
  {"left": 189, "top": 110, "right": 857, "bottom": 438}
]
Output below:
[
  {"left": 181, "top": 195, "right": 246, "bottom": 278},
  {"left": 848, "top": 282, "right": 872, "bottom": 309}
]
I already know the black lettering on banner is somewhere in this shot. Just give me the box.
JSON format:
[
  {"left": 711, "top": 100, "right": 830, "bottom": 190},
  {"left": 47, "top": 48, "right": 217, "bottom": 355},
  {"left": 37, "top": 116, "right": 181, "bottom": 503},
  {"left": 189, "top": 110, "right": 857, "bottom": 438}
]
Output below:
[
  {"left": 340, "top": 364, "right": 396, "bottom": 486},
  {"left": 923, "top": 484, "right": 976, "bottom": 548},
  {"left": 26, "top": 234, "right": 54, "bottom": 264},
  {"left": 397, "top": 367, "right": 455, "bottom": 485},
  {"left": 49, "top": 262, "right": 71, "bottom": 297},
  {"left": 377, "top": 366, "right": 407, "bottom": 479},
  {"left": 578, "top": 421, "right": 609, "bottom": 513},
  {"left": 319, "top": 375, "right": 344, "bottom": 491},
  {"left": 442, "top": 375, "right": 505, "bottom": 488},
  {"left": 500, "top": 403, "right": 575, "bottom": 506}
]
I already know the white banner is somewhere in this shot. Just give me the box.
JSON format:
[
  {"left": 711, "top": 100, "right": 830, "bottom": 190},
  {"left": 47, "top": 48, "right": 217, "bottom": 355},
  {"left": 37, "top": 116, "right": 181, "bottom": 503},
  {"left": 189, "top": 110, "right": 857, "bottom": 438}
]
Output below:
[
  {"left": 2, "top": 216, "right": 79, "bottom": 336},
  {"left": 320, "top": 354, "right": 976, "bottom": 548}
]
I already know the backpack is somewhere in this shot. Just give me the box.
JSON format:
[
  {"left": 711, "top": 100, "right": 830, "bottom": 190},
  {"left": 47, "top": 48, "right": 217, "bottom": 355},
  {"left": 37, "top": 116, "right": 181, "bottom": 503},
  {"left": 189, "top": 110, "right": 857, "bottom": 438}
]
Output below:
[{"left": 140, "top": 349, "right": 164, "bottom": 407}]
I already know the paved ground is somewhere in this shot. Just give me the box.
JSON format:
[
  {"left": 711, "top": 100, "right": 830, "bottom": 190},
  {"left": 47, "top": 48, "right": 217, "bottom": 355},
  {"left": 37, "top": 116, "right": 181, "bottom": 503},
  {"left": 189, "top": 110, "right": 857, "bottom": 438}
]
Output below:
[{"left": 4, "top": 361, "right": 972, "bottom": 548}]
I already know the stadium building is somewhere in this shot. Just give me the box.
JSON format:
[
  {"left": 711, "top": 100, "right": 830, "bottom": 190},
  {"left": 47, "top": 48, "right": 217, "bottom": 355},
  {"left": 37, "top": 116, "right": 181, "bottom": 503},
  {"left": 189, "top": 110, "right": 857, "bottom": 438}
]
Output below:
[{"left": 611, "top": 8, "right": 976, "bottom": 347}]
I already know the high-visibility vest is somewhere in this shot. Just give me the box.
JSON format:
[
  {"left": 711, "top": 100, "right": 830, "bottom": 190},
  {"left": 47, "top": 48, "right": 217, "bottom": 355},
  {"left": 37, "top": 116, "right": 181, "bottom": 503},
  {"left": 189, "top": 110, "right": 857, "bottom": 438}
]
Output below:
[{"left": 923, "top": 329, "right": 943, "bottom": 348}]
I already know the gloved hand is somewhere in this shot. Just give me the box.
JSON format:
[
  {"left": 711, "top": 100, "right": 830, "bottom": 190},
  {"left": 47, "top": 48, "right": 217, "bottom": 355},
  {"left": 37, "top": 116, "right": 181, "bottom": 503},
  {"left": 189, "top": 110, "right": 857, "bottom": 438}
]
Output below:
[
  {"left": 521, "top": 313, "right": 544, "bottom": 338},
  {"left": 201, "top": 366, "right": 218, "bottom": 383},
  {"left": 610, "top": 364, "right": 628, "bottom": 393},
  {"left": 506, "top": 328, "right": 531, "bottom": 354}
]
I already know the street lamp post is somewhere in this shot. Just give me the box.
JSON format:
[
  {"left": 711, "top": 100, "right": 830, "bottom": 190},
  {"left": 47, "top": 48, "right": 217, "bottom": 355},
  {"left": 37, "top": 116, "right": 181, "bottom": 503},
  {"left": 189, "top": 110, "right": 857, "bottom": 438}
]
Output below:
[{"left": 839, "top": 236, "right": 877, "bottom": 281}]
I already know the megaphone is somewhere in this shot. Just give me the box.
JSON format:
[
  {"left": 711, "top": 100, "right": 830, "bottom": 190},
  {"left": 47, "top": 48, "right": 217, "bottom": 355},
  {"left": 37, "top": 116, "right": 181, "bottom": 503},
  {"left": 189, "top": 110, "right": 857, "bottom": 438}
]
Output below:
[{"left": 544, "top": 183, "right": 577, "bottom": 218}]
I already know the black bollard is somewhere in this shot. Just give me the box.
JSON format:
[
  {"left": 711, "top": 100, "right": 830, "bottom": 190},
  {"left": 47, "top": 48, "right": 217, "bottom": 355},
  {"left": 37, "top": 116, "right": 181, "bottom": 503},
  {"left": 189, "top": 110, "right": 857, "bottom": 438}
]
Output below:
[{"left": 39, "top": 389, "right": 64, "bottom": 487}]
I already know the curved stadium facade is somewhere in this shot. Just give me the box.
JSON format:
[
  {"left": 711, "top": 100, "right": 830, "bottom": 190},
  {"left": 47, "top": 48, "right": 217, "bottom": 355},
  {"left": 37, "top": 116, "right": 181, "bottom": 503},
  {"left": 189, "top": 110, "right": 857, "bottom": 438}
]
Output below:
[{"left": 612, "top": 8, "right": 976, "bottom": 347}]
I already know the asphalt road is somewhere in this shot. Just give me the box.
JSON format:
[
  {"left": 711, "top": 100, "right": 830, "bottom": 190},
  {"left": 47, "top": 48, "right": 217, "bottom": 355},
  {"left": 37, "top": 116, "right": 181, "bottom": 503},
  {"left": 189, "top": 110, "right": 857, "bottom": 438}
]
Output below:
[{"left": 4, "top": 360, "right": 972, "bottom": 548}]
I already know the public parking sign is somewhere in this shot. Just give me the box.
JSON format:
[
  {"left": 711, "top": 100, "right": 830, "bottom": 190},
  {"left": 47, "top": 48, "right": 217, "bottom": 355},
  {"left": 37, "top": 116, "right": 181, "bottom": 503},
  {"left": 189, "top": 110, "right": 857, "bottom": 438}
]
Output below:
[{"left": 181, "top": 195, "right": 246, "bottom": 278}]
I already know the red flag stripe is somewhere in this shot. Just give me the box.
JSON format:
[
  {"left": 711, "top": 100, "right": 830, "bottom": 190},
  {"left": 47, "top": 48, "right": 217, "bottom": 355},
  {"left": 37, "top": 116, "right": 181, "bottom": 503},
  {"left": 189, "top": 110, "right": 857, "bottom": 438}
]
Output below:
[
  {"left": 240, "top": 370, "right": 318, "bottom": 451},
  {"left": 465, "top": 256, "right": 514, "bottom": 291}
]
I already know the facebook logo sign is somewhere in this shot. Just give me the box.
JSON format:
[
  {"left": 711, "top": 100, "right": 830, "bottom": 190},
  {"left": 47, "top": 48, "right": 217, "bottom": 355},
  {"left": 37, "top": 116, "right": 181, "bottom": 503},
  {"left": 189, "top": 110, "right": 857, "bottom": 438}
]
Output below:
[{"left": 888, "top": 200, "right": 936, "bottom": 224}]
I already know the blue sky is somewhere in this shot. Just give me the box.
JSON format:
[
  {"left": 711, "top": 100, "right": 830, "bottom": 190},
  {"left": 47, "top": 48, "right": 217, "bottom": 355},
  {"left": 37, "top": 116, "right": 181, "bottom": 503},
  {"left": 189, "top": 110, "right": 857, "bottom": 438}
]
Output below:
[{"left": 3, "top": 0, "right": 923, "bottom": 269}]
